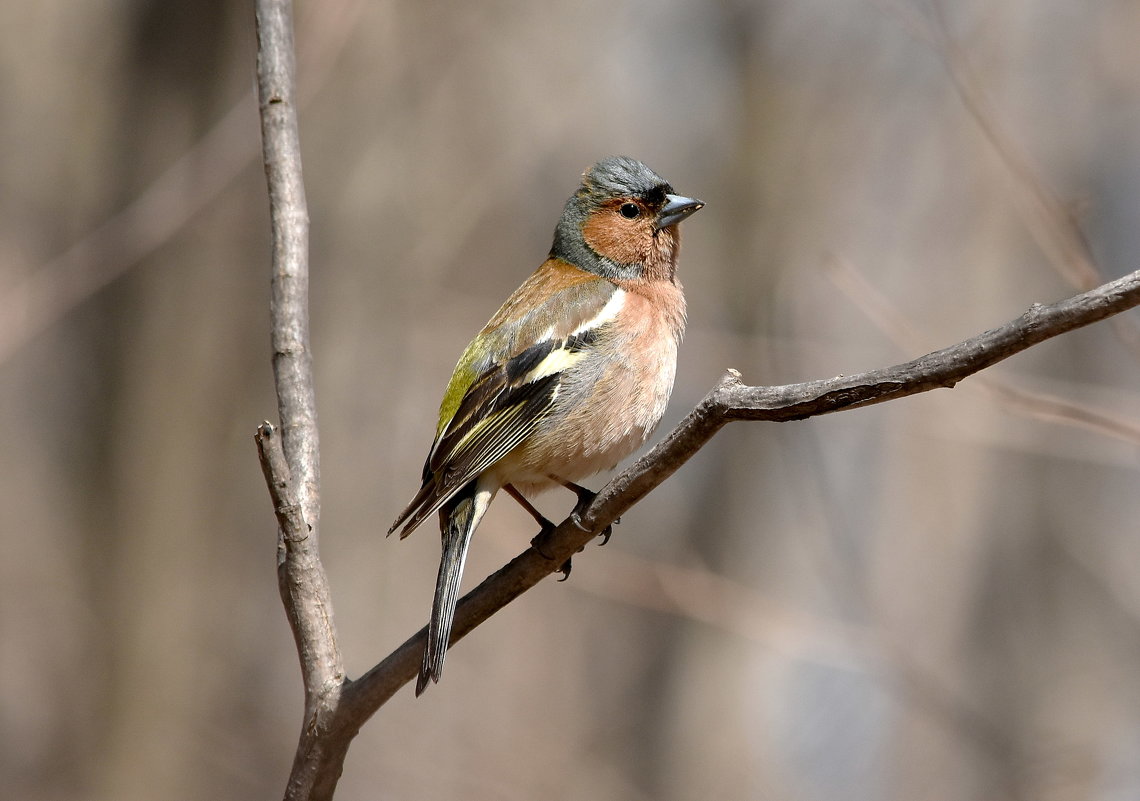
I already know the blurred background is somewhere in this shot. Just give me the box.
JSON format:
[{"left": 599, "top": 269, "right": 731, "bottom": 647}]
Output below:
[{"left": 4, "top": 1, "right": 1140, "bottom": 799}]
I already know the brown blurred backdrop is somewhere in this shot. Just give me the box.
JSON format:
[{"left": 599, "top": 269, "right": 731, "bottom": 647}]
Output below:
[{"left": 4, "top": 1, "right": 1140, "bottom": 799}]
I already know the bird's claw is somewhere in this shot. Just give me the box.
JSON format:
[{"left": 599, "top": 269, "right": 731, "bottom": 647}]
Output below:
[
  {"left": 535, "top": 479, "right": 617, "bottom": 578},
  {"left": 531, "top": 543, "right": 578, "bottom": 582},
  {"left": 564, "top": 482, "right": 607, "bottom": 540},
  {"left": 556, "top": 542, "right": 587, "bottom": 581},
  {"left": 598, "top": 524, "right": 613, "bottom": 546},
  {"left": 532, "top": 520, "right": 583, "bottom": 579},
  {"left": 531, "top": 529, "right": 567, "bottom": 578},
  {"left": 571, "top": 508, "right": 617, "bottom": 545}
]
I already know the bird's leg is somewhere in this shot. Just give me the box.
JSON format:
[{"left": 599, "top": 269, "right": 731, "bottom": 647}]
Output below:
[
  {"left": 506, "top": 484, "right": 574, "bottom": 580},
  {"left": 505, "top": 483, "right": 555, "bottom": 533},
  {"left": 551, "top": 477, "right": 617, "bottom": 546}
]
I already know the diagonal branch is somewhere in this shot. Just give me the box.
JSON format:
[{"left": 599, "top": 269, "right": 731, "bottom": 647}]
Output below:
[{"left": 340, "top": 268, "right": 1140, "bottom": 727}]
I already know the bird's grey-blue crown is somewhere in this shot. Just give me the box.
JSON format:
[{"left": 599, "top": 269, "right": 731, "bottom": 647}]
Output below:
[{"left": 584, "top": 156, "right": 673, "bottom": 202}]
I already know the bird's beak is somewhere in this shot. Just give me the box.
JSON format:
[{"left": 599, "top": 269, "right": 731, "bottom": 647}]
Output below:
[{"left": 655, "top": 194, "right": 705, "bottom": 230}]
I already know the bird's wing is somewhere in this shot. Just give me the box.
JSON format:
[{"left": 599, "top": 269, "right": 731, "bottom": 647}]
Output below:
[{"left": 389, "top": 261, "right": 624, "bottom": 537}]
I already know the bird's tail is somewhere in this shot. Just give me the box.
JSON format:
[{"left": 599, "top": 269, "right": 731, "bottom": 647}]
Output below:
[{"left": 416, "top": 479, "right": 494, "bottom": 696}]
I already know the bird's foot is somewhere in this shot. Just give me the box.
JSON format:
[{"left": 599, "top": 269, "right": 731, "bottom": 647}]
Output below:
[
  {"left": 569, "top": 511, "right": 616, "bottom": 546},
  {"left": 557, "top": 479, "right": 617, "bottom": 545},
  {"left": 530, "top": 524, "right": 580, "bottom": 582}
]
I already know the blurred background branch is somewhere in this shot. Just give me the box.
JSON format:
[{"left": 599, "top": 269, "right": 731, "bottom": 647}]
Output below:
[
  {"left": 0, "top": 0, "right": 364, "bottom": 367},
  {"left": 880, "top": 0, "right": 1140, "bottom": 358},
  {"left": 827, "top": 256, "right": 1140, "bottom": 446}
]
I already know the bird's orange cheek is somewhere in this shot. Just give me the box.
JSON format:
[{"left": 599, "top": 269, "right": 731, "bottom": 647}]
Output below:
[{"left": 581, "top": 213, "right": 650, "bottom": 266}]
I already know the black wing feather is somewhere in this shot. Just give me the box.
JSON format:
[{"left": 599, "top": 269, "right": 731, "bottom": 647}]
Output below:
[{"left": 389, "top": 341, "right": 564, "bottom": 537}]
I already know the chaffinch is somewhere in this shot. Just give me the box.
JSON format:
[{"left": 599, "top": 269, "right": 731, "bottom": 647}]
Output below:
[{"left": 390, "top": 156, "right": 704, "bottom": 695}]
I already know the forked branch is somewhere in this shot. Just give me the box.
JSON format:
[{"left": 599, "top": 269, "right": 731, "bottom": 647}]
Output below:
[{"left": 253, "top": 3, "right": 1140, "bottom": 800}]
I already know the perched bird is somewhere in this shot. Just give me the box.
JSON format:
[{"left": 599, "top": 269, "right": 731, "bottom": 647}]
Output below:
[{"left": 390, "top": 156, "right": 703, "bottom": 695}]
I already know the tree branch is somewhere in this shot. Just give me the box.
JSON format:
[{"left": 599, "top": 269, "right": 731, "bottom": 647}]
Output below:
[
  {"left": 341, "top": 268, "right": 1140, "bottom": 728},
  {"left": 255, "top": 1, "right": 345, "bottom": 799},
  {"left": 253, "top": 4, "right": 1140, "bottom": 796}
]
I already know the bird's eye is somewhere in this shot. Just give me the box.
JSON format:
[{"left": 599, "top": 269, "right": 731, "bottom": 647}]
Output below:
[{"left": 619, "top": 203, "right": 641, "bottom": 219}]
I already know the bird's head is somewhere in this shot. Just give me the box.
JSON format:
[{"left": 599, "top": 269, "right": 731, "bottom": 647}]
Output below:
[{"left": 551, "top": 156, "right": 703, "bottom": 283}]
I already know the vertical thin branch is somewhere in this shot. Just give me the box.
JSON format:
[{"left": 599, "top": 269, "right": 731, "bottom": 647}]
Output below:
[
  {"left": 255, "top": 1, "right": 347, "bottom": 798},
  {"left": 258, "top": 0, "right": 320, "bottom": 520}
]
